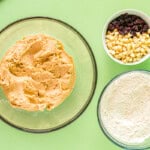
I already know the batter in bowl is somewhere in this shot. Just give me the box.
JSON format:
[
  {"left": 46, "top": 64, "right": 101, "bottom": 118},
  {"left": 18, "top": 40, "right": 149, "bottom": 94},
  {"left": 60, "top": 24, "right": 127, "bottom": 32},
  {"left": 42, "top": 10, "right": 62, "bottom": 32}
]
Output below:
[{"left": 0, "top": 34, "right": 75, "bottom": 111}]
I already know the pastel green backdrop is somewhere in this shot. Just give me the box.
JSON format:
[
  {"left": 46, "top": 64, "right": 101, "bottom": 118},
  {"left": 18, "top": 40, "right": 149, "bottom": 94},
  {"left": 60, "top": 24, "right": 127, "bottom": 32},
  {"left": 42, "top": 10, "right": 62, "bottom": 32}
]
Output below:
[{"left": 0, "top": 0, "right": 149, "bottom": 150}]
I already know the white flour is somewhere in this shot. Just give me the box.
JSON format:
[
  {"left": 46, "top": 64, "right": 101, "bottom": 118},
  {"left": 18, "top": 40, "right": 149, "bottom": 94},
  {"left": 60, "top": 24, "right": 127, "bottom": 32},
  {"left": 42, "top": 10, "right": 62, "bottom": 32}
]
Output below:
[{"left": 100, "top": 71, "right": 150, "bottom": 145}]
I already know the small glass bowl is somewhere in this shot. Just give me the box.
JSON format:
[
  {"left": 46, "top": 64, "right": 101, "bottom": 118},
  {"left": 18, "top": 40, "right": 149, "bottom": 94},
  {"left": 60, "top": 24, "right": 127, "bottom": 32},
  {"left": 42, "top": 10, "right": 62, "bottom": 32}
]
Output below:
[
  {"left": 0, "top": 17, "right": 97, "bottom": 133},
  {"left": 102, "top": 9, "right": 150, "bottom": 65},
  {"left": 97, "top": 70, "right": 150, "bottom": 150}
]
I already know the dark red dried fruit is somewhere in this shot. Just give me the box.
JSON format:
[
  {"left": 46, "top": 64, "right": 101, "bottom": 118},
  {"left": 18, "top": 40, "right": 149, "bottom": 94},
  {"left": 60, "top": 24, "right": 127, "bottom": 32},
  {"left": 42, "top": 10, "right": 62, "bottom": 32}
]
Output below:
[
  {"left": 108, "top": 23, "right": 115, "bottom": 31},
  {"left": 134, "top": 18, "right": 144, "bottom": 25},
  {"left": 107, "top": 13, "right": 149, "bottom": 36}
]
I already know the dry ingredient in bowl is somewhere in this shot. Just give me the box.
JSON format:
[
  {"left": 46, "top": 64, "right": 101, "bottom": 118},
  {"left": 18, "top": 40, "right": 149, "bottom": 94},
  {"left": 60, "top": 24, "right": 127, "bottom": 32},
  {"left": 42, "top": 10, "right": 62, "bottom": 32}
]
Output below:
[
  {"left": 100, "top": 71, "right": 150, "bottom": 145},
  {"left": 106, "top": 13, "right": 150, "bottom": 63},
  {"left": 0, "top": 34, "right": 75, "bottom": 111}
]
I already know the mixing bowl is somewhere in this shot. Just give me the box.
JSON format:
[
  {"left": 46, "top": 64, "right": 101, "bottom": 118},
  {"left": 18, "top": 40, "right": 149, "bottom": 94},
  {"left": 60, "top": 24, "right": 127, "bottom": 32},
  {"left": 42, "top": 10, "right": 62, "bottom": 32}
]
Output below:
[{"left": 0, "top": 17, "right": 97, "bottom": 133}]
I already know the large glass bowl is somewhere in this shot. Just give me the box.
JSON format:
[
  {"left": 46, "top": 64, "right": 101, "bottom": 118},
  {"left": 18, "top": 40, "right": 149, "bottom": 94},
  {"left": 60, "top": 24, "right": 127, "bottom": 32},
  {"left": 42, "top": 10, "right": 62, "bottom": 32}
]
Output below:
[
  {"left": 0, "top": 17, "right": 97, "bottom": 133},
  {"left": 97, "top": 70, "right": 150, "bottom": 150}
]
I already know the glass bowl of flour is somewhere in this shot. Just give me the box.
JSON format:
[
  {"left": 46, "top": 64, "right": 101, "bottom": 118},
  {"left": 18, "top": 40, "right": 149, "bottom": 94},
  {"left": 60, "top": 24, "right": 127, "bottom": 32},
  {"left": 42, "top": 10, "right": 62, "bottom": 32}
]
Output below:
[{"left": 97, "top": 70, "right": 150, "bottom": 149}]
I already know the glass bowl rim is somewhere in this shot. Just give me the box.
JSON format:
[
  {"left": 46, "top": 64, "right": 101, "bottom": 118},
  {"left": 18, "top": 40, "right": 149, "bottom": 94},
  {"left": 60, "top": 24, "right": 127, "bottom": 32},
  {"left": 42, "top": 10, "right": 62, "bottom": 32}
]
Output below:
[
  {"left": 0, "top": 16, "right": 98, "bottom": 133},
  {"left": 97, "top": 69, "right": 150, "bottom": 150}
]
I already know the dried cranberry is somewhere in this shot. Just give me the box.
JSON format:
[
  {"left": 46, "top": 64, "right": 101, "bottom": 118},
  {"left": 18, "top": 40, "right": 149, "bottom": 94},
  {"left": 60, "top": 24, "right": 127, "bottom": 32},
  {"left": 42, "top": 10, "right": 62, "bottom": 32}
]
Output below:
[
  {"left": 107, "top": 23, "right": 115, "bottom": 31},
  {"left": 107, "top": 13, "right": 149, "bottom": 36},
  {"left": 134, "top": 18, "right": 144, "bottom": 25},
  {"left": 142, "top": 24, "right": 149, "bottom": 32}
]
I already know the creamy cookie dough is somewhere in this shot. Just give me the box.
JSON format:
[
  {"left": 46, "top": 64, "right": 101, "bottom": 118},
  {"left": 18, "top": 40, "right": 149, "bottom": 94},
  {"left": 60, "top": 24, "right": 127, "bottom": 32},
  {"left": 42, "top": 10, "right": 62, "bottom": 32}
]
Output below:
[{"left": 0, "top": 34, "right": 75, "bottom": 111}]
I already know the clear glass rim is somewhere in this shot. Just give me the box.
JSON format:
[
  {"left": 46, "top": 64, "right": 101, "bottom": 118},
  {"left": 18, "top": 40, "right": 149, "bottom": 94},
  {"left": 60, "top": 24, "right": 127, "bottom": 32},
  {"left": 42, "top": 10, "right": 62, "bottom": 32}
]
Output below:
[
  {"left": 97, "top": 69, "right": 150, "bottom": 150},
  {"left": 0, "top": 16, "right": 98, "bottom": 133}
]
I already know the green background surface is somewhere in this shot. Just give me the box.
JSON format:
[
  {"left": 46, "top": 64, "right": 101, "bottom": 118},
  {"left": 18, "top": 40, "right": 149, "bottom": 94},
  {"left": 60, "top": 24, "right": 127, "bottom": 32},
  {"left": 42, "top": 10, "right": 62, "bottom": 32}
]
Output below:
[{"left": 0, "top": 0, "right": 150, "bottom": 150}]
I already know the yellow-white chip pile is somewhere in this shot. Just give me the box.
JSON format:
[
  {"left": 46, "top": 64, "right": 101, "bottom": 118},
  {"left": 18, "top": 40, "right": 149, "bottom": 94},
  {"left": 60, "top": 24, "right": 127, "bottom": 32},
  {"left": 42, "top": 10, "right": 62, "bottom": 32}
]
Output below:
[{"left": 106, "top": 29, "right": 150, "bottom": 63}]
